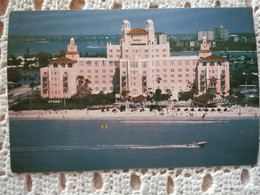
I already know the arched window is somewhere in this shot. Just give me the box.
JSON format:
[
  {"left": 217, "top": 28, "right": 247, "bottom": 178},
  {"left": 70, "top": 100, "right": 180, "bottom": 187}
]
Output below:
[
  {"left": 217, "top": 61, "right": 222, "bottom": 66},
  {"left": 102, "top": 86, "right": 107, "bottom": 92},
  {"left": 131, "top": 88, "right": 139, "bottom": 96},
  {"left": 95, "top": 86, "right": 99, "bottom": 91},
  {"left": 61, "top": 63, "right": 65, "bottom": 68},
  {"left": 68, "top": 63, "right": 73, "bottom": 68},
  {"left": 53, "top": 63, "right": 58, "bottom": 68},
  {"left": 202, "top": 61, "right": 207, "bottom": 66},
  {"left": 210, "top": 61, "right": 214, "bottom": 66}
]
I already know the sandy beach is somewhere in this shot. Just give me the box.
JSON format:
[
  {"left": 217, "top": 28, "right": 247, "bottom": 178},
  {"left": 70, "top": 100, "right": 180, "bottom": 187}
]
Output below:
[{"left": 9, "top": 106, "right": 260, "bottom": 120}]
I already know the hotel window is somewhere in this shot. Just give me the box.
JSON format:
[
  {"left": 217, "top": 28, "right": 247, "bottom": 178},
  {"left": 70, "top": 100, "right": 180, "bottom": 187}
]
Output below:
[
  {"left": 121, "top": 62, "right": 126, "bottom": 68},
  {"left": 145, "top": 49, "right": 148, "bottom": 53},
  {"left": 130, "top": 62, "right": 138, "bottom": 68},
  {"left": 143, "top": 71, "right": 147, "bottom": 74},
  {"left": 54, "top": 72, "right": 57, "bottom": 75},
  {"left": 95, "top": 86, "right": 99, "bottom": 91},
  {"left": 145, "top": 55, "right": 148, "bottom": 58},
  {"left": 164, "top": 80, "right": 167, "bottom": 84},
  {"left": 210, "top": 61, "right": 214, "bottom": 66},
  {"left": 80, "top": 70, "right": 84, "bottom": 73},
  {"left": 156, "top": 69, "right": 159, "bottom": 73},
  {"left": 116, "top": 49, "right": 120, "bottom": 53},
  {"left": 125, "top": 49, "right": 128, "bottom": 53},
  {"left": 170, "top": 61, "right": 175, "bottom": 66},
  {"left": 217, "top": 61, "right": 222, "bottom": 66},
  {"left": 116, "top": 55, "right": 120, "bottom": 58},
  {"left": 110, "top": 70, "right": 113, "bottom": 73},
  {"left": 193, "top": 69, "right": 196, "bottom": 72},
  {"left": 163, "top": 61, "right": 167, "bottom": 66},
  {"left": 178, "top": 69, "right": 182, "bottom": 72},
  {"left": 185, "top": 69, "right": 189, "bottom": 72},
  {"left": 122, "top": 71, "right": 126, "bottom": 74},
  {"left": 95, "top": 75, "right": 98, "bottom": 78},
  {"left": 102, "top": 81, "right": 106, "bottom": 84},
  {"left": 171, "top": 69, "right": 174, "bottom": 72},
  {"left": 156, "top": 49, "right": 159, "bottom": 52},
  {"left": 95, "top": 81, "right": 99, "bottom": 84},
  {"left": 109, "top": 49, "right": 113, "bottom": 53},
  {"left": 110, "top": 75, "right": 113, "bottom": 78},
  {"left": 178, "top": 74, "right": 182, "bottom": 77},
  {"left": 163, "top": 54, "right": 167, "bottom": 57},
  {"left": 102, "top": 86, "right": 107, "bottom": 91},
  {"left": 142, "top": 62, "right": 148, "bottom": 68},
  {"left": 171, "top": 74, "right": 174, "bottom": 78},
  {"left": 201, "top": 70, "right": 205, "bottom": 73},
  {"left": 86, "top": 61, "right": 91, "bottom": 66},
  {"left": 102, "top": 70, "right": 106, "bottom": 73},
  {"left": 109, "top": 55, "right": 113, "bottom": 58},
  {"left": 125, "top": 55, "right": 128, "bottom": 58},
  {"left": 185, "top": 60, "right": 190, "bottom": 65},
  {"left": 178, "top": 80, "right": 182, "bottom": 83},
  {"left": 53, "top": 63, "right": 58, "bottom": 68},
  {"left": 193, "top": 60, "right": 197, "bottom": 65},
  {"left": 68, "top": 63, "right": 73, "bottom": 68},
  {"left": 102, "top": 75, "right": 106, "bottom": 78},
  {"left": 102, "top": 61, "right": 106, "bottom": 66},
  {"left": 186, "top": 74, "right": 189, "bottom": 77},
  {"left": 88, "top": 76, "right": 91, "bottom": 79},
  {"left": 163, "top": 49, "right": 166, "bottom": 52},
  {"left": 171, "top": 80, "right": 174, "bottom": 83},
  {"left": 163, "top": 69, "right": 167, "bottom": 72},
  {"left": 178, "top": 61, "right": 182, "bottom": 65},
  {"left": 163, "top": 74, "right": 167, "bottom": 78},
  {"left": 202, "top": 61, "right": 207, "bottom": 66},
  {"left": 95, "top": 70, "right": 98, "bottom": 73},
  {"left": 212, "top": 70, "right": 215, "bottom": 73},
  {"left": 61, "top": 63, "right": 65, "bottom": 68},
  {"left": 87, "top": 70, "right": 91, "bottom": 73},
  {"left": 156, "top": 55, "right": 159, "bottom": 58}
]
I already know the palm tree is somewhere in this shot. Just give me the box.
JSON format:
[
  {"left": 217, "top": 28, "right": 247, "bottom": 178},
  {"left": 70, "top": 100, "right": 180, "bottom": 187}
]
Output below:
[
  {"left": 121, "top": 89, "right": 130, "bottom": 102},
  {"left": 156, "top": 77, "right": 162, "bottom": 84}
]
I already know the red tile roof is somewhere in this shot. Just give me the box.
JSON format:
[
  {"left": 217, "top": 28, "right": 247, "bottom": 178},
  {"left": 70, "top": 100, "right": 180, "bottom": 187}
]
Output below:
[
  {"left": 66, "top": 51, "right": 80, "bottom": 54},
  {"left": 128, "top": 28, "right": 147, "bottom": 35},
  {"left": 208, "top": 76, "right": 218, "bottom": 81},
  {"left": 50, "top": 57, "right": 77, "bottom": 63},
  {"left": 203, "top": 55, "right": 226, "bottom": 60},
  {"left": 199, "top": 50, "right": 212, "bottom": 52}
]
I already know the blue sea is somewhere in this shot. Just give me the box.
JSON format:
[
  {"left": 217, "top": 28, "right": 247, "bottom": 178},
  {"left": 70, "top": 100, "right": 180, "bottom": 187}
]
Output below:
[{"left": 10, "top": 118, "right": 259, "bottom": 172}]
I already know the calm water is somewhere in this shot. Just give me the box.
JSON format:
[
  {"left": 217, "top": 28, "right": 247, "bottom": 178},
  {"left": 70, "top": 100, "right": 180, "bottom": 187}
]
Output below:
[
  {"left": 10, "top": 118, "right": 259, "bottom": 172},
  {"left": 8, "top": 35, "right": 257, "bottom": 59}
]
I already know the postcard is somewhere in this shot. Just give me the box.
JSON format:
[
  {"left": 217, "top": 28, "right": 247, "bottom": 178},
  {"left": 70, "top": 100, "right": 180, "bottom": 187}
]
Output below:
[{"left": 8, "top": 8, "right": 259, "bottom": 172}]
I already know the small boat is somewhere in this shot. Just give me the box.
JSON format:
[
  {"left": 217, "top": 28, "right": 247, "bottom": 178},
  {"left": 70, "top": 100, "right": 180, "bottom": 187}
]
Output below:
[{"left": 193, "top": 141, "right": 207, "bottom": 147}]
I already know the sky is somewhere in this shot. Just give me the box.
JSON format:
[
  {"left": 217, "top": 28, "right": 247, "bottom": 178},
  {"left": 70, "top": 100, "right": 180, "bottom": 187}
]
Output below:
[{"left": 9, "top": 8, "right": 255, "bottom": 35}]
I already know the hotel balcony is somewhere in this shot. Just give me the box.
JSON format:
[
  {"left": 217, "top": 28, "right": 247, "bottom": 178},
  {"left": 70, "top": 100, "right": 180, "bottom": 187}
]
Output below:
[
  {"left": 43, "top": 83, "right": 48, "bottom": 88},
  {"left": 42, "top": 77, "right": 48, "bottom": 83},
  {"left": 63, "top": 77, "right": 68, "bottom": 82}
]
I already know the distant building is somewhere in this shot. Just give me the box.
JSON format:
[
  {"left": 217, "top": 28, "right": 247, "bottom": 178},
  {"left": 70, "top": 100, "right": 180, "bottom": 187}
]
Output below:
[
  {"left": 40, "top": 20, "right": 230, "bottom": 100},
  {"left": 214, "top": 25, "right": 229, "bottom": 40},
  {"left": 197, "top": 30, "right": 214, "bottom": 41}
]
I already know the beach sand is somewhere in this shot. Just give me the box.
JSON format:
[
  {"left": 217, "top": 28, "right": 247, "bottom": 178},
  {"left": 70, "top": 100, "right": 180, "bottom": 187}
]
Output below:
[{"left": 8, "top": 106, "right": 260, "bottom": 120}]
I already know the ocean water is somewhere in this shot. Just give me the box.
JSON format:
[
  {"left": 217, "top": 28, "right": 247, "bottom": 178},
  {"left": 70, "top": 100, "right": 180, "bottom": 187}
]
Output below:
[{"left": 10, "top": 118, "right": 259, "bottom": 172}]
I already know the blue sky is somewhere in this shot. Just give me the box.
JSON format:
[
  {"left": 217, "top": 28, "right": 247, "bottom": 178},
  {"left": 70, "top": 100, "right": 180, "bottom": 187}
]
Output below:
[{"left": 9, "top": 8, "right": 255, "bottom": 35}]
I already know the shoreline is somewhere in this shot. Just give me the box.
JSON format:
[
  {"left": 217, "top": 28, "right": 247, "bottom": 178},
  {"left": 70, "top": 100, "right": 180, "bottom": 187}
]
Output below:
[{"left": 8, "top": 106, "right": 260, "bottom": 120}]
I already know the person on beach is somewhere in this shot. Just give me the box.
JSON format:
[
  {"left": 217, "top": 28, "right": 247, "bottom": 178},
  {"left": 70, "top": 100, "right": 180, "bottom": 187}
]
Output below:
[{"left": 201, "top": 114, "right": 206, "bottom": 120}]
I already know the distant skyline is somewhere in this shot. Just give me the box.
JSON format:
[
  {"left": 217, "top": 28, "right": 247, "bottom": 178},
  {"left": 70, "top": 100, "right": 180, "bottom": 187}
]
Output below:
[{"left": 9, "top": 8, "right": 255, "bottom": 36}]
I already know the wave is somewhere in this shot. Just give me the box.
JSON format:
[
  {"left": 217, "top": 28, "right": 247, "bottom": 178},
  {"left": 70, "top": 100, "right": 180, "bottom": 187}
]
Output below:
[
  {"left": 120, "top": 120, "right": 225, "bottom": 124},
  {"left": 11, "top": 144, "right": 199, "bottom": 152}
]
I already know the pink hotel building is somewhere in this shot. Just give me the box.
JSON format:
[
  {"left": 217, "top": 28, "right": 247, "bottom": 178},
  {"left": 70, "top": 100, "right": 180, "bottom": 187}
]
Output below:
[{"left": 40, "top": 20, "right": 229, "bottom": 100}]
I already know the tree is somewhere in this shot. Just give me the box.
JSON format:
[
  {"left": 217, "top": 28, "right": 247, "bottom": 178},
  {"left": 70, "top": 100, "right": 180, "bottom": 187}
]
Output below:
[
  {"left": 59, "top": 49, "right": 66, "bottom": 57},
  {"left": 36, "top": 52, "right": 53, "bottom": 67},
  {"left": 154, "top": 88, "right": 162, "bottom": 106},
  {"left": 121, "top": 89, "right": 130, "bottom": 101},
  {"left": 156, "top": 77, "right": 162, "bottom": 84}
]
